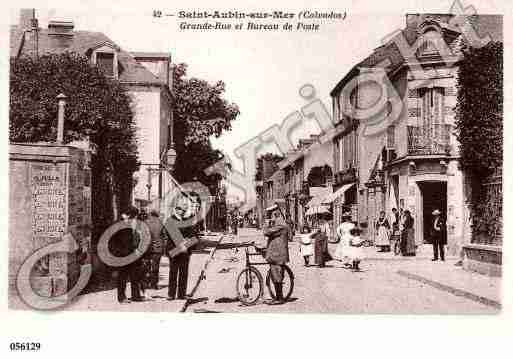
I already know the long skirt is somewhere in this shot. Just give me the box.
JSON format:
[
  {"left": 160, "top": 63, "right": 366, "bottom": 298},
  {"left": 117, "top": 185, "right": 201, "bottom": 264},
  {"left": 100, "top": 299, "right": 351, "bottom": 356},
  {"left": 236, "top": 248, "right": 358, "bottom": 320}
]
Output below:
[
  {"left": 334, "top": 236, "right": 351, "bottom": 263},
  {"left": 401, "top": 229, "right": 415, "bottom": 255},
  {"left": 375, "top": 226, "right": 390, "bottom": 247}
]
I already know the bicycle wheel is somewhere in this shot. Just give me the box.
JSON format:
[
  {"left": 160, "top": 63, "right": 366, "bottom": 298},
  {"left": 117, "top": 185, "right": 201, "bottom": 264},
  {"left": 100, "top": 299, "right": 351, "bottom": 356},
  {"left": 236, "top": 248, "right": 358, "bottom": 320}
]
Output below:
[
  {"left": 266, "top": 265, "right": 294, "bottom": 301},
  {"left": 236, "top": 266, "right": 264, "bottom": 306}
]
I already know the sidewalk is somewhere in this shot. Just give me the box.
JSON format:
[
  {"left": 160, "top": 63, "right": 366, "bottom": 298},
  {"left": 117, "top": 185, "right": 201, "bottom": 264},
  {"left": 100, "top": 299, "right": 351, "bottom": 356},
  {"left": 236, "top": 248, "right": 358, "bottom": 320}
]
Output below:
[
  {"left": 294, "top": 235, "right": 500, "bottom": 311},
  {"left": 395, "top": 259, "right": 501, "bottom": 310}
]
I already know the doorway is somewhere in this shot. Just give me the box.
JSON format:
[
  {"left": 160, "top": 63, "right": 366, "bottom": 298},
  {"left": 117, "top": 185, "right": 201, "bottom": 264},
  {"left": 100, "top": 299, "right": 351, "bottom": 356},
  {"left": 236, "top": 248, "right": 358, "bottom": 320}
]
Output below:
[{"left": 418, "top": 181, "right": 447, "bottom": 244}]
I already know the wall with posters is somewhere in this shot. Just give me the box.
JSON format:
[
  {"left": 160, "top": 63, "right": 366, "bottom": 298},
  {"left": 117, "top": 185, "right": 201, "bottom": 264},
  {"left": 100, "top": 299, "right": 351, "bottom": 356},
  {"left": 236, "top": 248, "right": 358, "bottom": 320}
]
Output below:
[{"left": 9, "top": 143, "right": 91, "bottom": 306}]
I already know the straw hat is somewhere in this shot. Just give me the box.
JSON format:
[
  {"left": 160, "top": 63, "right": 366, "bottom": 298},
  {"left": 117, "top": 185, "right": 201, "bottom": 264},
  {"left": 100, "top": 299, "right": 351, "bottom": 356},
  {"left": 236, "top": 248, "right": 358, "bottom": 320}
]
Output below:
[{"left": 432, "top": 209, "right": 441, "bottom": 216}]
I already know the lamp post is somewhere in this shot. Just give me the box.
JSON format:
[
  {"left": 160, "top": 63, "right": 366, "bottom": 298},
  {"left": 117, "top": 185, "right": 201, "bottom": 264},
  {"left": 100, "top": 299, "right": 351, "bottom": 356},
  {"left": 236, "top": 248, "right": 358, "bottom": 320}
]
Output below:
[
  {"left": 166, "top": 146, "right": 177, "bottom": 171},
  {"left": 56, "top": 93, "right": 67, "bottom": 144}
]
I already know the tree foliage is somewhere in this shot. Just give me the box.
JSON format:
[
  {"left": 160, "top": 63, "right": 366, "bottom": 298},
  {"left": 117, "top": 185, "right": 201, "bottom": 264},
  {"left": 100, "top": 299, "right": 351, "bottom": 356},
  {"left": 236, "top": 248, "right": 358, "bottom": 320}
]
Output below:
[
  {"left": 455, "top": 41, "right": 503, "bottom": 243},
  {"left": 172, "top": 63, "right": 239, "bottom": 188},
  {"left": 10, "top": 52, "right": 139, "bottom": 238},
  {"left": 455, "top": 42, "right": 503, "bottom": 177}
]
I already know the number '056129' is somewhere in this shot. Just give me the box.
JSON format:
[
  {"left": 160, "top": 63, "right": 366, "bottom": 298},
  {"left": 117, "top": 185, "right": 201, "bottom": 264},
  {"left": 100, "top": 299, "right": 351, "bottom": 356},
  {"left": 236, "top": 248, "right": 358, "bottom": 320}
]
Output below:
[{"left": 9, "top": 342, "right": 41, "bottom": 351}]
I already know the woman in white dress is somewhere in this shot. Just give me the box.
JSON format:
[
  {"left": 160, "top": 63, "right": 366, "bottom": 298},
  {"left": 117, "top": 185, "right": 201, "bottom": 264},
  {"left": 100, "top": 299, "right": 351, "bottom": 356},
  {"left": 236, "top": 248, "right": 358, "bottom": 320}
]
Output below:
[
  {"left": 299, "top": 226, "right": 314, "bottom": 266},
  {"left": 375, "top": 210, "right": 391, "bottom": 252},
  {"left": 334, "top": 212, "right": 355, "bottom": 266}
]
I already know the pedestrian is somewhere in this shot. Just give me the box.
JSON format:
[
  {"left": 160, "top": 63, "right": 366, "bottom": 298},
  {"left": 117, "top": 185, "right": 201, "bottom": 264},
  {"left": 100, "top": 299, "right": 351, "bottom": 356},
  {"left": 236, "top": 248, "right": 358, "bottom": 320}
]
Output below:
[
  {"left": 145, "top": 210, "right": 167, "bottom": 289},
  {"left": 231, "top": 213, "right": 238, "bottom": 236},
  {"left": 263, "top": 203, "right": 291, "bottom": 305},
  {"left": 299, "top": 225, "right": 314, "bottom": 266},
  {"left": 347, "top": 227, "right": 365, "bottom": 271},
  {"left": 315, "top": 213, "right": 331, "bottom": 266},
  {"left": 114, "top": 206, "right": 145, "bottom": 303},
  {"left": 400, "top": 210, "right": 416, "bottom": 256},
  {"left": 136, "top": 209, "right": 152, "bottom": 299},
  {"left": 390, "top": 208, "right": 401, "bottom": 255},
  {"left": 375, "top": 210, "right": 391, "bottom": 252},
  {"left": 334, "top": 212, "right": 355, "bottom": 267},
  {"left": 164, "top": 200, "right": 198, "bottom": 301},
  {"left": 431, "top": 209, "right": 446, "bottom": 261}
]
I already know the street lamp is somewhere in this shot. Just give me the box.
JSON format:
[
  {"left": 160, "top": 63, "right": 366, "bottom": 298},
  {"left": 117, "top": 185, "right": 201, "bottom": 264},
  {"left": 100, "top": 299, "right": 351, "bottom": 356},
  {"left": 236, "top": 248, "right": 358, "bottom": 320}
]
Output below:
[{"left": 166, "top": 145, "right": 177, "bottom": 171}]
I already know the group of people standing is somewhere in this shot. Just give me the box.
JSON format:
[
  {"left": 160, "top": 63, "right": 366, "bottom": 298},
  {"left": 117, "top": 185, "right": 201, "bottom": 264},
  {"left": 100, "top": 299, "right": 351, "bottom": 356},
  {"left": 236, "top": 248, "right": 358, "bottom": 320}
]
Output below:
[
  {"left": 112, "top": 202, "right": 198, "bottom": 304},
  {"left": 374, "top": 208, "right": 446, "bottom": 260},
  {"left": 374, "top": 208, "right": 415, "bottom": 256}
]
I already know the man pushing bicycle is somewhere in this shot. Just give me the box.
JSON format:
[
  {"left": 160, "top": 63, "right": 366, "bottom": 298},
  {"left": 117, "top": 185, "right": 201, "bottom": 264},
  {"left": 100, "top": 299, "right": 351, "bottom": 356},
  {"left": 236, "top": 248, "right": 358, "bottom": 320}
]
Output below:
[{"left": 262, "top": 203, "right": 291, "bottom": 305}]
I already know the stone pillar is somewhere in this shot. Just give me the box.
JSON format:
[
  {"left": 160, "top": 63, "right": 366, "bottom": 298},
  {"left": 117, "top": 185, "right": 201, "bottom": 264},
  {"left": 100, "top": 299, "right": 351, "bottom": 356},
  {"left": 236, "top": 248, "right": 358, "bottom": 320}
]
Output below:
[
  {"left": 9, "top": 143, "right": 92, "bottom": 306},
  {"left": 447, "top": 159, "right": 464, "bottom": 256}
]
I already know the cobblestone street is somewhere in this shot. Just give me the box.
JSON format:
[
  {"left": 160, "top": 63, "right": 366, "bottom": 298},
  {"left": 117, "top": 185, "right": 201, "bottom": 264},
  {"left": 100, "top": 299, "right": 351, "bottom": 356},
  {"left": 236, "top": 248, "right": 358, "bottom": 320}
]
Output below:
[{"left": 186, "top": 228, "right": 500, "bottom": 314}]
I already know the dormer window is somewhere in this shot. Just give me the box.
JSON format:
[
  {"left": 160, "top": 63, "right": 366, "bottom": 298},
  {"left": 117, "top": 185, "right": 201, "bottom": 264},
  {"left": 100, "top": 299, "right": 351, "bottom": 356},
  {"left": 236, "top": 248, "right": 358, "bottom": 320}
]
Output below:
[
  {"left": 90, "top": 42, "right": 120, "bottom": 79},
  {"left": 96, "top": 52, "right": 115, "bottom": 77}
]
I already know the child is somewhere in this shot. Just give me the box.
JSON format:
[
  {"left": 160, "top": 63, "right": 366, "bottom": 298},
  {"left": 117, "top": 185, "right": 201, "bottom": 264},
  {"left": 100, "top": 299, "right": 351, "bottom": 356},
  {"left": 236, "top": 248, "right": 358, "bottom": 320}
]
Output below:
[
  {"left": 299, "top": 226, "right": 314, "bottom": 266},
  {"left": 348, "top": 227, "right": 365, "bottom": 271}
]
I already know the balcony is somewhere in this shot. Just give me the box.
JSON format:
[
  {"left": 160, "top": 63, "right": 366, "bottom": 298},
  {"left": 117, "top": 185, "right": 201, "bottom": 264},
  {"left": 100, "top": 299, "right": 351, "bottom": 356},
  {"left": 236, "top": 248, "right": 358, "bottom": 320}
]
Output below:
[{"left": 407, "top": 125, "right": 451, "bottom": 156}]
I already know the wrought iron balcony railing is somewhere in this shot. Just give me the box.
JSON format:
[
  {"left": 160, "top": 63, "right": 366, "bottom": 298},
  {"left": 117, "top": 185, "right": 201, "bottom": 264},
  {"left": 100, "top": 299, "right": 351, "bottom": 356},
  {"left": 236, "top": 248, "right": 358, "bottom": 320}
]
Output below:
[{"left": 407, "top": 125, "right": 451, "bottom": 156}]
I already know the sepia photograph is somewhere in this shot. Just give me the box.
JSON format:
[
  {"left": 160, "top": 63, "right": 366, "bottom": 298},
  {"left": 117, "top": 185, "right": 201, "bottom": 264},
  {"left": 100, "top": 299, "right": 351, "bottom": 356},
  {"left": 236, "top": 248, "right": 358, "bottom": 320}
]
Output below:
[{"left": 1, "top": 0, "right": 511, "bottom": 357}]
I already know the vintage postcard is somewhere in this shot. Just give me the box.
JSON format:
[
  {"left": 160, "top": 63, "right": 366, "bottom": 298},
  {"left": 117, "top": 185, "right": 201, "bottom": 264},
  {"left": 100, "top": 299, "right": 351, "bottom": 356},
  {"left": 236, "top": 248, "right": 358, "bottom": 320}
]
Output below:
[{"left": 2, "top": 0, "right": 511, "bottom": 356}]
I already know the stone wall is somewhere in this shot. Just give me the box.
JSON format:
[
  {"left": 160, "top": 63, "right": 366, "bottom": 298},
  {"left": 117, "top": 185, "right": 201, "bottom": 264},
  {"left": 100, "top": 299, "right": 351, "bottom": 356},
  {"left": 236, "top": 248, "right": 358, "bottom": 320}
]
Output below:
[{"left": 9, "top": 143, "right": 91, "bottom": 308}]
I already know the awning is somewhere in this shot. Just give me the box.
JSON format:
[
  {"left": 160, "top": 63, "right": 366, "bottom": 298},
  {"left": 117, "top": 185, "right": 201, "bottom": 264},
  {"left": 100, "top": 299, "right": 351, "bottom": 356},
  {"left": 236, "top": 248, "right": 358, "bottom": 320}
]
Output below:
[
  {"left": 322, "top": 182, "right": 355, "bottom": 204},
  {"left": 306, "top": 187, "right": 332, "bottom": 208},
  {"left": 305, "top": 205, "right": 331, "bottom": 216}
]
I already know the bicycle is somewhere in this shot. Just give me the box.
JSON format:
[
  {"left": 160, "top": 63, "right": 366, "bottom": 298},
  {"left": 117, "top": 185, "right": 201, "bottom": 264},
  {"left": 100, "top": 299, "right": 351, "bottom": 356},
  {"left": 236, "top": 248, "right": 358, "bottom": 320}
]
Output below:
[{"left": 236, "top": 241, "right": 294, "bottom": 306}]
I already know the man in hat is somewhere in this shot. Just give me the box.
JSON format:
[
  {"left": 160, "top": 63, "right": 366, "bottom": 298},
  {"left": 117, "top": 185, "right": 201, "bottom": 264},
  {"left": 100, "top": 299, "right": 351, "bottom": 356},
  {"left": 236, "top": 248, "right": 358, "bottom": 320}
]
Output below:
[
  {"left": 145, "top": 210, "right": 167, "bottom": 289},
  {"left": 431, "top": 209, "right": 446, "bottom": 261},
  {"left": 263, "top": 203, "right": 291, "bottom": 305},
  {"left": 164, "top": 198, "right": 197, "bottom": 300}
]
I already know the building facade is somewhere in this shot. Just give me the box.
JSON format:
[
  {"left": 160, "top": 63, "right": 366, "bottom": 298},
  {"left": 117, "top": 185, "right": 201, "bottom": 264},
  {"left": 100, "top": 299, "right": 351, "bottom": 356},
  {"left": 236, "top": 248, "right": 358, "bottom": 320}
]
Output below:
[
  {"left": 329, "top": 13, "right": 502, "bottom": 256},
  {"left": 10, "top": 9, "right": 175, "bottom": 212}
]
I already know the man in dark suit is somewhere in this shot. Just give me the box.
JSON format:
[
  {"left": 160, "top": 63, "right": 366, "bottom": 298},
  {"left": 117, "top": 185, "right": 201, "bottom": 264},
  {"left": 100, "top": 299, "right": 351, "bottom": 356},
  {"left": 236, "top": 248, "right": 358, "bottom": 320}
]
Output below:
[
  {"left": 164, "top": 202, "right": 198, "bottom": 301},
  {"left": 145, "top": 210, "right": 167, "bottom": 289},
  {"left": 431, "top": 209, "right": 446, "bottom": 261},
  {"left": 263, "top": 204, "right": 291, "bottom": 305},
  {"left": 113, "top": 206, "right": 144, "bottom": 303}
]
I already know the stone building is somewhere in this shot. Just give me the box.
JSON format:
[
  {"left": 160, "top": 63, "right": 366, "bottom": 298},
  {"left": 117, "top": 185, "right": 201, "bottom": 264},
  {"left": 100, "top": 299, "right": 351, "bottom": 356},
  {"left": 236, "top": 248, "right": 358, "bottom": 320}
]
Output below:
[
  {"left": 10, "top": 9, "right": 175, "bottom": 210},
  {"left": 330, "top": 13, "right": 502, "bottom": 256}
]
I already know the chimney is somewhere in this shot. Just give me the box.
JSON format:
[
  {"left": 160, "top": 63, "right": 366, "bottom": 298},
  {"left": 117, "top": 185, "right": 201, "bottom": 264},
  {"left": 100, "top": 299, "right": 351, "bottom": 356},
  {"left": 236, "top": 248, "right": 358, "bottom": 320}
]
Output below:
[
  {"left": 48, "top": 20, "right": 74, "bottom": 49},
  {"left": 19, "top": 8, "right": 36, "bottom": 30},
  {"left": 48, "top": 20, "right": 74, "bottom": 34}
]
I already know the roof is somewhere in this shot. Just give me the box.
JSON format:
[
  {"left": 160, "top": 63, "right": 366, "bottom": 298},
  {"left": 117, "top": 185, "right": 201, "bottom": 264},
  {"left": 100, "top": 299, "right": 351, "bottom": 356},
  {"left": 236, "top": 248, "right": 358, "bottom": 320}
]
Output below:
[
  {"left": 277, "top": 149, "right": 305, "bottom": 170},
  {"left": 131, "top": 51, "right": 172, "bottom": 60},
  {"left": 10, "top": 26, "right": 164, "bottom": 86},
  {"left": 330, "top": 14, "right": 503, "bottom": 97}
]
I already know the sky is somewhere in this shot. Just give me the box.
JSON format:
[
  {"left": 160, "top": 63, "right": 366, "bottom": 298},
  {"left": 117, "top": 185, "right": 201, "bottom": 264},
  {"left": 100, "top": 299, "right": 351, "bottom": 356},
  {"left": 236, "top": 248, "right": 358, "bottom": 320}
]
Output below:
[{"left": 4, "top": 0, "right": 508, "bottom": 201}]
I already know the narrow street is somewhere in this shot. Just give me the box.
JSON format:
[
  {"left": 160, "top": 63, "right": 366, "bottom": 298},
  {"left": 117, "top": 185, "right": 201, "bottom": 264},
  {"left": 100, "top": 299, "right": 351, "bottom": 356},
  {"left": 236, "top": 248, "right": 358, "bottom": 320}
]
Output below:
[{"left": 186, "top": 228, "right": 500, "bottom": 314}]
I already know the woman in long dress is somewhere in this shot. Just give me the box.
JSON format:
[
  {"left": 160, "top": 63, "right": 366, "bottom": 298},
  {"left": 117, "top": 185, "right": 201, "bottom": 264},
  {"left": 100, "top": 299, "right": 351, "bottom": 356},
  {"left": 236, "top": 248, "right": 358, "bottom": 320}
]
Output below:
[
  {"left": 375, "top": 211, "right": 391, "bottom": 252},
  {"left": 334, "top": 213, "right": 355, "bottom": 266},
  {"left": 401, "top": 210, "right": 415, "bottom": 256}
]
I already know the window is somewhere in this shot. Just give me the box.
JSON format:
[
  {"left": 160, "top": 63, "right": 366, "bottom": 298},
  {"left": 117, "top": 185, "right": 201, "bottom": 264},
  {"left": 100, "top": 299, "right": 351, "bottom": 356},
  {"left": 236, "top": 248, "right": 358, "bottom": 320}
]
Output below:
[
  {"left": 337, "top": 130, "right": 357, "bottom": 172},
  {"left": 418, "top": 30, "right": 442, "bottom": 57},
  {"left": 420, "top": 87, "right": 445, "bottom": 128},
  {"left": 96, "top": 52, "right": 115, "bottom": 77},
  {"left": 386, "top": 125, "right": 395, "bottom": 149}
]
